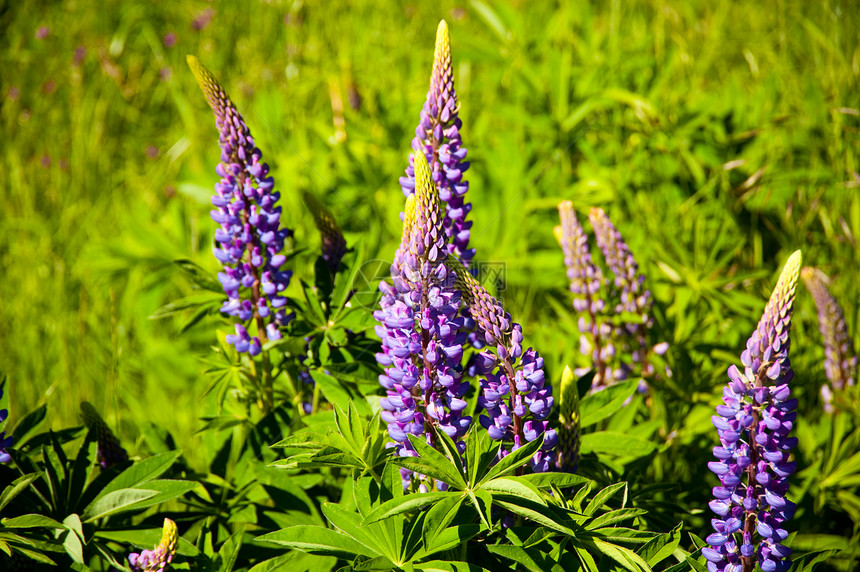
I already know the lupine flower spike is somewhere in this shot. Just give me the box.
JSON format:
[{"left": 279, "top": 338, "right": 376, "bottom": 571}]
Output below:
[
  {"left": 556, "top": 365, "right": 581, "bottom": 473},
  {"left": 589, "top": 207, "right": 657, "bottom": 382},
  {"left": 80, "top": 402, "right": 128, "bottom": 468},
  {"left": 450, "top": 258, "right": 557, "bottom": 472},
  {"left": 399, "top": 20, "right": 473, "bottom": 266},
  {"left": 303, "top": 191, "right": 347, "bottom": 274},
  {"left": 187, "top": 56, "right": 293, "bottom": 355},
  {"left": 704, "top": 250, "right": 802, "bottom": 572},
  {"left": 556, "top": 201, "right": 609, "bottom": 388},
  {"left": 0, "top": 384, "right": 13, "bottom": 463},
  {"left": 375, "top": 152, "right": 470, "bottom": 488},
  {"left": 801, "top": 267, "right": 856, "bottom": 413},
  {"left": 129, "top": 518, "right": 178, "bottom": 572}
]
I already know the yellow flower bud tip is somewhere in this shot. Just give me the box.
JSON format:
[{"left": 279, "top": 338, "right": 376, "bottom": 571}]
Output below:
[
  {"left": 434, "top": 20, "right": 451, "bottom": 72},
  {"left": 160, "top": 518, "right": 178, "bottom": 554},
  {"left": 552, "top": 225, "right": 563, "bottom": 246},
  {"left": 186, "top": 55, "right": 228, "bottom": 117}
]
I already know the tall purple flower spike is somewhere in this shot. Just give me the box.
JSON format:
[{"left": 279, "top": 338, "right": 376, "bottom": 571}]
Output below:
[
  {"left": 399, "top": 20, "right": 473, "bottom": 267},
  {"left": 589, "top": 207, "right": 656, "bottom": 381},
  {"left": 188, "top": 56, "right": 293, "bottom": 355},
  {"left": 375, "top": 152, "right": 470, "bottom": 488},
  {"left": 704, "top": 250, "right": 802, "bottom": 572},
  {"left": 450, "top": 258, "right": 557, "bottom": 472},
  {"left": 801, "top": 267, "right": 856, "bottom": 413}
]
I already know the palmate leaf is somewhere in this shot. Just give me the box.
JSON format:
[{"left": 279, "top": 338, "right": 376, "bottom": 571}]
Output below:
[{"left": 486, "top": 544, "right": 564, "bottom": 572}]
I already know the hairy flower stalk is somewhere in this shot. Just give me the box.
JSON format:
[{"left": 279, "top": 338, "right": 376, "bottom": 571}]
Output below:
[
  {"left": 399, "top": 20, "right": 473, "bottom": 267},
  {"left": 0, "top": 386, "right": 12, "bottom": 464},
  {"left": 450, "top": 259, "right": 557, "bottom": 472},
  {"left": 556, "top": 365, "right": 581, "bottom": 473},
  {"left": 303, "top": 191, "right": 347, "bottom": 274},
  {"left": 704, "top": 251, "right": 802, "bottom": 572},
  {"left": 801, "top": 267, "right": 856, "bottom": 412},
  {"left": 375, "top": 152, "right": 470, "bottom": 487},
  {"left": 128, "top": 518, "right": 178, "bottom": 572},
  {"left": 188, "top": 56, "right": 293, "bottom": 356},
  {"left": 80, "top": 402, "right": 128, "bottom": 468},
  {"left": 589, "top": 207, "right": 656, "bottom": 381}
]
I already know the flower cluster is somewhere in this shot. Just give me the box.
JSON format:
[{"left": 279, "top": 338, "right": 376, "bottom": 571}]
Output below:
[
  {"left": 556, "top": 365, "right": 581, "bottom": 473},
  {"left": 188, "top": 56, "right": 293, "bottom": 355},
  {"left": 0, "top": 385, "right": 12, "bottom": 464},
  {"left": 80, "top": 401, "right": 128, "bottom": 468},
  {"left": 375, "top": 152, "right": 470, "bottom": 485},
  {"left": 128, "top": 518, "right": 178, "bottom": 572},
  {"left": 399, "top": 20, "right": 473, "bottom": 266},
  {"left": 704, "top": 251, "right": 801, "bottom": 572},
  {"left": 801, "top": 267, "right": 856, "bottom": 412},
  {"left": 303, "top": 191, "right": 347, "bottom": 274},
  {"left": 451, "top": 261, "right": 557, "bottom": 472},
  {"left": 556, "top": 202, "right": 666, "bottom": 390}
]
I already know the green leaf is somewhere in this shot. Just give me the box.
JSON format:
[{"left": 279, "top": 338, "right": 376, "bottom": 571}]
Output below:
[
  {"left": 361, "top": 492, "right": 453, "bottom": 525},
  {"left": 81, "top": 489, "right": 158, "bottom": 522},
  {"left": 487, "top": 544, "right": 561, "bottom": 572},
  {"left": 638, "top": 523, "right": 683, "bottom": 566},
  {"left": 127, "top": 480, "right": 197, "bottom": 511},
  {"left": 2, "top": 514, "right": 67, "bottom": 529},
  {"left": 322, "top": 503, "right": 395, "bottom": 563},
  {"left": 590, "top": 538, "right": 650, "bottom": 572},
  {"left": 63, "top": 529, "right": 84, "bottom": 564},
  {"left": 0, "top": 473, "right": 42, "bottom": 513},
  {"left": 309, "top": 370, "right": 371, "bottom": 417},
  {"left": 89, "top": 450, "right": 181, "bottom": 505},
  {"left": 10, "top": 405, "right": 48, "bottom": 446},
  {"left": 217, "top": 526, "right": 244, "bottom": 572},
  {"left": 519, "top": 472, "right": 589, "bottom": 489},
  {"left": 416, "top": 560, "right": 491, "bottom": 572},
  {"left": 256, "top": 525, "right": 380, "bottom": 559},
  {"left": 8, "top": 545, "right": 57, "bottom": 565},
  {"left": 421, "top": 495, "right": 464, "bottom": 550},
  {"left": 396, "top": 435, "right": 467, "bottom": 490},
  {"left": 585, "top": 508, "right": 646, "bottom": 530},
  {"left": 580, "top": 431, "right": 656, "bottom": 459},
  {"left": 579, "top": 380, "right": 638, "bottom": 427},
  {"left": 584, "top": 482, "right": 627, "bottom": 516},
  {"left": 481, "top": 476, "right": 546, "bottom": 505}
]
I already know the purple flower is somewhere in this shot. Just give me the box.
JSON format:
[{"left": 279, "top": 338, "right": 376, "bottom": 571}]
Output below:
[
  {"left": 399, "top": 20, "right": 473, "bottom": 266},
  {"left": 80, "top": 402, "right": 128, "bottom": 468},
  {"left": 706, "top": 251, "right": 802, "bottom": 572},
  {"left": 188, "top": 56, "right": 294, "bottom": 354},
  {"left": 303, "top": 191, "right": 347, "bottom": 273},
  {"left": 375, "top": 152, "right": 470, "bottom": 488},
  {"left": 801, "top": 267, "right": 856, "bottom": 413},
  {"left": 129, "top": 518, "right": 178, "bottom": 572},
  {"left": 451, "top": 260, "right": 556, "bottom": 472}
]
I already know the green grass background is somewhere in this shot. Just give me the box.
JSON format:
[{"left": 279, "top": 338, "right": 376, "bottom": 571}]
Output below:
[{"left": 1, "top": 0, "right": 858, "bottom": 480}]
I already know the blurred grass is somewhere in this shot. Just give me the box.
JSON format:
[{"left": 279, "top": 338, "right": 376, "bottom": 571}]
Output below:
[{"left": 0, "top": 0, "right": 858, "bottom": 470}]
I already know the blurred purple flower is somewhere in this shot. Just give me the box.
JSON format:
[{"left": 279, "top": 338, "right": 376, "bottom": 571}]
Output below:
[
  {"left": 188, "top": 56, "right": 294, "bottom": 354},
  {"left": 706, "top": 251, "right": 801, "bottom": 572},
  {"left": 302, "top": 191, "right": 347, "bottom": 273},
  {"left": 74, "top": 46, "right": 86, "bottom": 66},
  {"left": 801, "top": 267, "right": 856, "bottom": 413},
  {"left": 0, "top": 386, "right": 12, "bottom": 464},
  {"left": 191, "top": 8, "right": 215, "bottom": 31},
  {"left": 163, "top": 33, "right": 177, "bottom": 48},
  {"left": 35, "top": 26, "right": 49, "bottom": 40}
]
